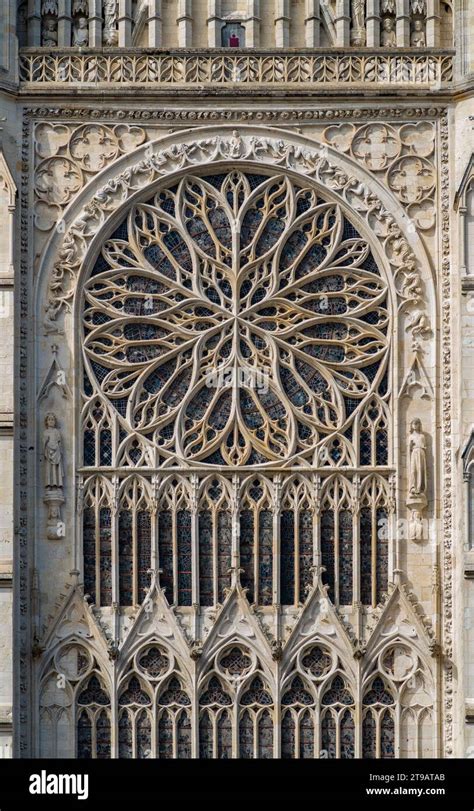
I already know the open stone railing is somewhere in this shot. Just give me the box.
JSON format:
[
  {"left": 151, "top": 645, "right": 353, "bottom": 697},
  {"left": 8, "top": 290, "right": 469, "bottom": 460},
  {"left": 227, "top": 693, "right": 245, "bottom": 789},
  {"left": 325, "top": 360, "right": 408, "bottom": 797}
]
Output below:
[{"left": 18, "top": 48, "right": 454, "bottom": 88}]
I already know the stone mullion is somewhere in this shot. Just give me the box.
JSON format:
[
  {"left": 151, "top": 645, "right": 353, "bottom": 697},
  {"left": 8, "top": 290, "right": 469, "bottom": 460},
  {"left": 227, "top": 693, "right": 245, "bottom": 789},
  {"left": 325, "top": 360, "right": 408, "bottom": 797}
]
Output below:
[
  {"left": 132, "top": 495, "right": 138, "bottom": 607},
  {"left": 312, "top": 474, "right": 321, "bottom": 583},
  {"left": 254, "top": 505, "right": 259, "bottom": 604},
  {"left": 371, "top": 498, "right": 377, "bottom": 608},
  {"left": 459, "top": 202, "right": 468, "bottom": 277},
  {"left": 148, "top": 0, "right": 162, "bottom": 46},
  {"left": 396, "top": 0, "right": 410, "bottom": 46},
  {"left": 426, "top": 0, "right": 440, "bottom": 47},
  {"left": 172, "top": 497, "right": 178, "bottom": 605},
  {"left": 89, "top": 0, "right": 103, "bottom": 47},
  {"left": 118, "top": 0, "right": 133, "bottom": 46},
  {"left": 111, "top": 475, "right": 120, "bottom": 609},
  {"left": 275, "top": 0, "right": 290, "bottom": 47},
  {"left": 305, "top": 0, "right": 320, "bottom": 46},
  {"left": 272, "top": 476, "right": 281, "bottom": 643},
  {"left": 352, "top": 475, "right": 361, "bottom": 606},
  {"left": 94, "top": 484, "right": 101, "bottom": 605},
  {"left": 27, "top": 0, "right": 41, "bottom": 46},
  {"left": 334, "top": 487, "right": 340, "bottom": 606},
  {"left": 366, "top": 0, "right": 380, "bottom": 46},
  {"left": 191, "top": 674, "right": 199, "bottom": 758},
  {"left": 354, "top": 660, "right": 362, "bottom": 758},
  {"left": 231, "top": 475, "right": 240, "bottom": 588},
  {"left": 178, "top": 0, "right": 192, "bottom": 46},
  {"left": 334, "top": 0, "right": 350, "bottom": 47},
  {"left": 246, "top": 0, "right": 260, "bottom": 47},
  {"left": 190, "top": 475, "right": 199, "bottom": 608},
  {"left": 58, "top": 0, "right": 72, "bottom": 46},
  {"left": 388, "top": 472, "right": 397, "bottom": 583},
  {"left": 294, "top": 503, "right": 301, "bottom": 605}
]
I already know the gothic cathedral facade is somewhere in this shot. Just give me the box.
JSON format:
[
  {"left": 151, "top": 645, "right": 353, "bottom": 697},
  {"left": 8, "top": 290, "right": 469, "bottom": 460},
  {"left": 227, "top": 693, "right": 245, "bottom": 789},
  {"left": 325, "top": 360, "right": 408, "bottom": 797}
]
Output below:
[{"left": 0, "top": 0, "right": 473, "bottom": 760}]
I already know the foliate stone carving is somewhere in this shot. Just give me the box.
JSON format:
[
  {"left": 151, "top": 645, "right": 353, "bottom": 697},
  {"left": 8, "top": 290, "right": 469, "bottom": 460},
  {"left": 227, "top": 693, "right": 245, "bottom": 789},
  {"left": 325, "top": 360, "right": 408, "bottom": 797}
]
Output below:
[
  {"left": 43, "top": 412, "right": 65, "bottom": 540},
  {"left": 34, "top": 123, "right": 147, "bottom": 231},
  {"left": 323, "top": 121, "right": 436, "bottom": 230},
  {"left": 407, "top": 418, "right": 428, "bottom": 542},
  {"left": 41, "top": 131, "right": 431, "bottom": 340},
  {"left": 18, "top": 52, "right": 454, "bottom": 87}
]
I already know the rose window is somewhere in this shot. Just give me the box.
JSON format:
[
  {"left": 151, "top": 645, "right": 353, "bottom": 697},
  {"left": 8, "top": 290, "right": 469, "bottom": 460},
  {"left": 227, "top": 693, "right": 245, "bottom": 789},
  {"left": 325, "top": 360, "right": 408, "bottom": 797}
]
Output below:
[{"left": 83, "top": 170, "right": 389, "bottom": 467}]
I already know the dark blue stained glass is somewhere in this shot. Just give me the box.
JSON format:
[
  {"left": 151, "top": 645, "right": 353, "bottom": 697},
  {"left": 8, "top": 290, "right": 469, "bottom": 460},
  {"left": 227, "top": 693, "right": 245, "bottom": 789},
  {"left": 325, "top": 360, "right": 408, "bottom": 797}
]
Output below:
[
  {"left": 241, "top": 677, "right": 273, "bottom": 707},
  {"left": 258, "top": 710, "right": 273, "bottom": 758},
  {"left": 364, "top": 677, "right": 394, "bottom": 707},
  {"left": 83, "top": 507, "right": 96, "bottom": 603},
  {"left": 199, "top": 510, "right": 213, "bottom": 607},
  {"left": 301, "top": 646, "right": 332, "bottom": 679},
  {"left": 137, "top": 710, "right": 152, "bottom": 759},
  {"left": 281, "top": 711, "right": 295, "bottom": 759},
  {"left": 159, "top": 677, "right": 191, "bottom": 707},
  {"left": 239, "top": 510, "right": 255, "bottom": 603},
  {"left": 118, "top": 510, "right": 133, "bottom": 606},
  {"left": 200, "top": 677, "right": 232, "bottom": 707},
  {"left": 299, "top": 510, "right": 313, "bottom": 603},
  {"left": 380, "top": 710, "right": 395, "bottom": 759},
  {"left": 281, "top": 676, "right": 313, "bottom": 707},
  {"left": 376, "top": 507, "right": 388, "bottom": 603},
  {"left": 99, "top": 508, "right": 112, "bottom": 606},
  {"left": 321, "top": 711, "right": 337, "bottom": 759},
  {"left": 239, "top": 710, "right": 254, "bottom": 759},
  {"left": 78, "top": 675, "right": 109, "bottom": 707},
  {"left": 299, "top": 710, "right": 314, "bottom": 759},
  {"left": 340, "top": 709, "right": 355, "bottom": 759},
  {"left": 119, "top": 676, "right": 151, "bottom": 707},
  {"left": 322, "top": 675, "right": 353, "bottom": 707},
  {"left": 199, "top": 711, "right": 214, "bottom": 759},
  {"left": 99, "top": 429, "right": 112, "bottom": 466},
  {"left": 217, "top": 710, "right": 232, "bottom": 759},
  {"left": 321, "top": 509, "right": 335, "bottom": 602},
  {"left": 258, "top": 510, "right": 273, "bottom": 606},
  {"left": 137, "top": 511, "right": 152, "bottom": 603},
  {"left": 77, "top": 710, "right": 92, "bottom": 759},
  {"left": 360, "top": 507, "right": 373, "bottom": 606},
  {"left": 376, "top": 428, "right": 388, "bottom": 465},
  {"left": 217, "top": 511, "right": 232, "bottom": 603},
  {"left": 83, "top": 430, "right": 95, "bottom": 466},
  {"left": 159, "top": 710, "right": 174, "bottom": 759},
  {"left": 360, "top": 429, "right": 371, "bottom": 465},
  {"left": 362, "top": 711, "right": 376, "bottom": 759},
  {"left": 96, "top": 710, "right": 111, "bottom": 759},
  {"left": 158, "top": 510, "right": 174, "bottom": 603},
  {"left": 118, "top": 711, "right": 133, "bottom": 759},
  {"left": 280, "top": 510, "right": 295, "bottom": 606},
  {"left": 177, "top": 711, "right": 192, "bottom": 758},
  {"left": 339, "top": 509, "right": 353, "bottom": 605},
  {"left": 177, "top": 509, "right": 192, "bottom": 606}
]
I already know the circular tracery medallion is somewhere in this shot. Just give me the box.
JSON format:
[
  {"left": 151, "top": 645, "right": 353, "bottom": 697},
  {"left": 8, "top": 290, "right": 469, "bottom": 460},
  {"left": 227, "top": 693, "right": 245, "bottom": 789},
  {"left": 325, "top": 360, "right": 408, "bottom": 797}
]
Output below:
[{"left": 83, "top": 169, "right": 389, "bottom": 467}]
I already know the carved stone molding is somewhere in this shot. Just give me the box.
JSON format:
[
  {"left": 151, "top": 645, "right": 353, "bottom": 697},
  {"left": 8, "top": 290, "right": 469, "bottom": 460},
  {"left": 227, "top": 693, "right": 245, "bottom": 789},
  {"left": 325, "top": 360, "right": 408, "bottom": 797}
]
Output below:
[{"left": 36, "top": 127, "right": 433, "bottom": 340}]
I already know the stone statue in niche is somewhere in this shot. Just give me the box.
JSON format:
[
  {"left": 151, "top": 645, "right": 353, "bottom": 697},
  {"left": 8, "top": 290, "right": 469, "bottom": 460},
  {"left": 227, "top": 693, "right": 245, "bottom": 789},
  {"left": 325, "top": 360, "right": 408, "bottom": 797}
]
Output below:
[
  {"left": 408, "top": 418, "right": 427, "bottom": 497},
  {"left": 103, "top": 0, "right": 119, "bottom": 45},
  {"left": 41, "top": 18, "right": 58, "bottom": 46},
  {"left": 406, "top": 418, "right": 428, "bottom": 542},
  {"left": 381, "top": 18, "right": 397, "bottom": 47},
  {"left": 411, "top": 19, "right": 426, "bottom": 47},
  {"left": 44, "top": 412, "right": 64, "bottom": 488},
  {"left": 351, "top": 0, "right": 366, "bottom": 46},
  {"left": 43, "top": 412, "right": 66, "bottom": 540},
  {"left": 73, "top": 16, "right": 89, "bottom": 46}
]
